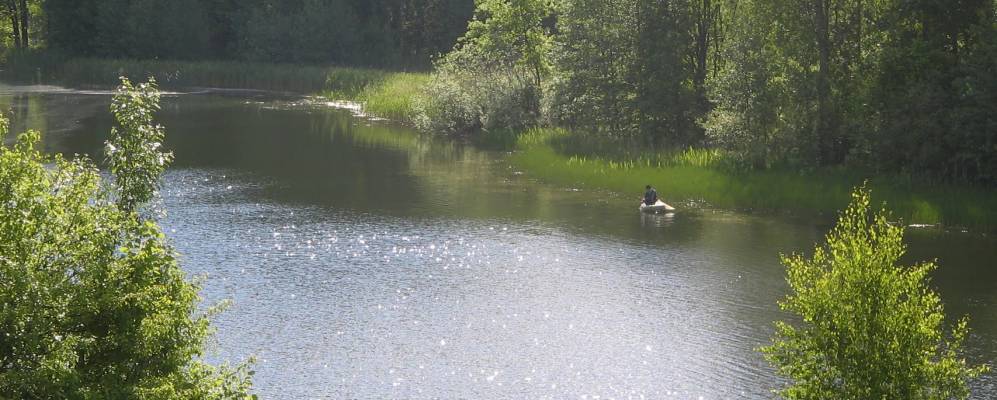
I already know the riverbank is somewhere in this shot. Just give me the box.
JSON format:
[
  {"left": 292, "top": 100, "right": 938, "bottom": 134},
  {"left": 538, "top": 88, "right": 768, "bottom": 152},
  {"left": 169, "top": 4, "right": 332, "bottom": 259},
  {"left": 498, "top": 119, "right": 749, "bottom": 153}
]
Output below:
[
  {"left": 511, "top": 129, "right": 997, "bottom": 230},
  {"left": 4, "top": 53, "right": 995, "bottom": 230},
  {"left": 0, "top": 51, "right": 428, "bottom": 121}
]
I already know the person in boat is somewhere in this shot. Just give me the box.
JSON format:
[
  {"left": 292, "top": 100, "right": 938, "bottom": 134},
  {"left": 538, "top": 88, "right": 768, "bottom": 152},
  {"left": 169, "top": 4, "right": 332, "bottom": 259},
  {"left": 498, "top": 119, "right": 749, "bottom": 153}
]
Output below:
[{"left": 642, "top": 185, "right": 658, "bottom": 206}]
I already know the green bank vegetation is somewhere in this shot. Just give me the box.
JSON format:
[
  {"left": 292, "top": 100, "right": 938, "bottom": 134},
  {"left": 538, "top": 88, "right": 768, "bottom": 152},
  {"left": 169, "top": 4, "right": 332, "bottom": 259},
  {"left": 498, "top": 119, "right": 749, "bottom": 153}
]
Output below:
[
  {"left": 1, "top": 52, "right": 430, "bottom": 122},
  {"left": 3, "top": 0, "right": 996, "bottom": 230},
  {"left": 0, "top": 78, "right": 255, "bottom": 399},
  {"left": 2, "top": 0, "right": 454, "bottom": 117},
  {"left": 4, "top": 51, "right": 409, "bottom": 95},
  {"left": 512, "top": 129, "right": 997, "bottom": 229},
  {"left": 417, "top": 0, "right": 997, "bottom": 185},
  {"left": 353, "top": 72, "right": 431, "bottom": 121},
  {"left": 763, "top": 186, "right": 988, "bottom": 399},
  {"left": 406, "top": 0, "right": 997, "bottom": 229}
]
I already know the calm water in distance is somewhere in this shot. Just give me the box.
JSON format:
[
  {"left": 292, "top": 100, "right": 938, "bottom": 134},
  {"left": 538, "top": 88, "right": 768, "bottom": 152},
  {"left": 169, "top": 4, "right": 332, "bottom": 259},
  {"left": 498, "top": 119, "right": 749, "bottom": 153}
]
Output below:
[{"left": 1, "top": 84, "right": 994, "bottom": 399}]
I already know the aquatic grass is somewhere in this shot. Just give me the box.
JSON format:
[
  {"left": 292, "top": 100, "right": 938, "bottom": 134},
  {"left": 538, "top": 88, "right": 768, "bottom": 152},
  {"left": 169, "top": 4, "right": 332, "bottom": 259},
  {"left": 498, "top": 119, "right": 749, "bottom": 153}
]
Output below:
[
  {"left": 1, "top": 52, "right": 432, "bottom": 122},
  {"left": 355, "top": 72, "right": 430, "bottom": 120},
  {"left": 322, "top": 68, "right": 393, "bottom": 97},
  {"left": 535, "top": 128, "right": 733, "bottom": 169},
  {"left": 513, "top": 128, "right": 997, "bottom": 230},
  {"left": 0, "top": 49, "right": 65, "bottom": 83},
  {"left": 2, "top": 52, "right": 399, "bottom": 96},
  {"left": 57, "top": 59, "right": 391, "bottom": 94}
]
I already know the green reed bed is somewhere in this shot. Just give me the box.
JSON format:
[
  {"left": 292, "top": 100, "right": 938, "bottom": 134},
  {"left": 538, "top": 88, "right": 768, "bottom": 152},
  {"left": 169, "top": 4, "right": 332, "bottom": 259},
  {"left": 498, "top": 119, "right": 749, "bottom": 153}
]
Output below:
[
  {"left": 1, "top": 51, "right": 427, "bottom": 107},
  {"left": 512, "top": 128, "right": 997, "bottom": 230},
  {"left": 61, "top": 58, "right": 327, "bottom": 92},
  {"left": 351, "top": 72, "right": 429, "bottom": 121}
]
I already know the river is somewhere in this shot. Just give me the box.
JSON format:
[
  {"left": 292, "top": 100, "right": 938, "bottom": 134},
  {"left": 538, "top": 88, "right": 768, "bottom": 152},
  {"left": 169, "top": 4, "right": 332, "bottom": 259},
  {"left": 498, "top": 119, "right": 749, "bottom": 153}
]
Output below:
[{"left": 2, "top": 84, "right": 994, "bottom": 399}]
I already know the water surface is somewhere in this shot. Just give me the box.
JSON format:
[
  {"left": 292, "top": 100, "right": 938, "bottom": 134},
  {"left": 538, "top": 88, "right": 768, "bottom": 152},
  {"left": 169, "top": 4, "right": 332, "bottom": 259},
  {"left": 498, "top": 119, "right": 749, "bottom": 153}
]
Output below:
[{"left": 2, "top": 84, "right": 994, "bottom": 399}]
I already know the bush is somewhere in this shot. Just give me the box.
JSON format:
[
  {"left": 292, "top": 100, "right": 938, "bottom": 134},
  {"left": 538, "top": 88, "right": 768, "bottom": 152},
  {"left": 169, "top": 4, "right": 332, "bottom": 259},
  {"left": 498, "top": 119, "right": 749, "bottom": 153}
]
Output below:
[
  {"left": 0, "top": 79, "right": 254, "bottom": 399},
  {"left": 413, "top": 66, "right": 539, "bottom": 135},
  {"left": 412, "top": 0, "right": 552, "bottom": 135},
  {"left": 761, "top": 186, "right": 988, "bottom": 399},
  {"left": 106, "top": 77, "right": 173, "bottom": 212}
]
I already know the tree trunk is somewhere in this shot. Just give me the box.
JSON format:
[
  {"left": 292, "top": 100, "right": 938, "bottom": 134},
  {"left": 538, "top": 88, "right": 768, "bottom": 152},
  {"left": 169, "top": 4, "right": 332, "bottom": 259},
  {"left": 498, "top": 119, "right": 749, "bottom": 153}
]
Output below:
[
  {"left": 7, "top": 0, "right": 20, "bottom": 48},
  {"left": 693, "top": 0, "right": 712, "bottom": 91},
  {"left": 814, "top": 0, "right": 833, "bottom": 165},
  {"left": 18, "top": 0, "right": 27, "bottom": 48}
]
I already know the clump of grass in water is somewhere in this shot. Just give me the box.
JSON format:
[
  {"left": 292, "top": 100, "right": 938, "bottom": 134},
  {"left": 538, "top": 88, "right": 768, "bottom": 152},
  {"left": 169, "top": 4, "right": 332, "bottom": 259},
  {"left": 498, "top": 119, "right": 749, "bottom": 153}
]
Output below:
[
  {"left": 357, "top": 73, "right": 430, "bottom": 120},
  {"left": 323, "top": 68, "right": 392, "bottom": 97},
  {"left": 512, "top": 128, "right": 997, "bottom": 230}
]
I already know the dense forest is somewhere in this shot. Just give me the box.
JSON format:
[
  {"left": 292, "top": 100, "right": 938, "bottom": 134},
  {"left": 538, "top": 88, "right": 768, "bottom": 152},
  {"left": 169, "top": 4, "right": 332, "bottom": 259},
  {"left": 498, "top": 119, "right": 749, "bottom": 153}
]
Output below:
[
  {"left": 24, "top": 0, "right": 475, "bottom": 68},
  {"left": 416, "top": 0, "right": 997, "bottom": 184},
  {"left": 3, "top": 0, "right": 997, "bottom": 184}
]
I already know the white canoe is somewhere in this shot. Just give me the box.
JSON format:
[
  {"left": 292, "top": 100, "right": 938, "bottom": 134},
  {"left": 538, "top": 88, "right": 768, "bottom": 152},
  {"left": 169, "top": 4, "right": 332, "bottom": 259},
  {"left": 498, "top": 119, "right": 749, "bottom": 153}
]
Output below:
[{"left": 639, "top": 200, "right": 676, "bottom": 213}]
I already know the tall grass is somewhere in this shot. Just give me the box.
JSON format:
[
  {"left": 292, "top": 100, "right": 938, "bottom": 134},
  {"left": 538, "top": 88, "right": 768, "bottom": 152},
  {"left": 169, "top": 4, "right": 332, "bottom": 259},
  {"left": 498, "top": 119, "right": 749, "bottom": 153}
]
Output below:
[
  {"left": 513, "top": 128, "right": 997, "bottom": 230},
  {"left": 1, "top": 50, "right": 431, "bottom": 122},
  {"left": 353, "top": 72, "right": 429, "bottom": 121},
  {"left": 3, "top": 51, "right": 402, "bottom": 96}
]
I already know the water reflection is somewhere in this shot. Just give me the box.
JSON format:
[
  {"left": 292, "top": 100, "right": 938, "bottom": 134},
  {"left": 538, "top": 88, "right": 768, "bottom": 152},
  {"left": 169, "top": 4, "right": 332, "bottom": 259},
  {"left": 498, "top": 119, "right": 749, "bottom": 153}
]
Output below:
[
  {"left": 640, "top": 211, "right": 676, "bottom": 228},
  {"left": 1, "top": 83, "right": 994, "bottom": 399}
]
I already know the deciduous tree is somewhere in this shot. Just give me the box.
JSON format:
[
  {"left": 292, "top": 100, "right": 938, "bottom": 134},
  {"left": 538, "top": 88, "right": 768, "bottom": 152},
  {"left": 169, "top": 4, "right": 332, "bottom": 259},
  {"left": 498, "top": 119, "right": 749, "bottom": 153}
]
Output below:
[
  {"left": 762, "top": 186, "right": 988, "bottom": 399},
  {"left": 0, "top": 78, "right": 255, "bottom": 399}
]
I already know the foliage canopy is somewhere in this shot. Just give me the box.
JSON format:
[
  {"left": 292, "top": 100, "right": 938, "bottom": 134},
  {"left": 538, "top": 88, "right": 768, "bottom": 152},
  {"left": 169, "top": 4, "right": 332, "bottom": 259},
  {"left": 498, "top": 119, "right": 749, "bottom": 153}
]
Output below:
[
  {"left": 416, "top": 0, "right": 997, "bottom": 184},
  {"left": 0, "top": 78, "right": 254, "bottom": 399},
  {"left": 39, "top": 0, "right": 475, "bottom": 69},
  {"left": 762, "top": 186, "right": 988, "bottom": 399}
]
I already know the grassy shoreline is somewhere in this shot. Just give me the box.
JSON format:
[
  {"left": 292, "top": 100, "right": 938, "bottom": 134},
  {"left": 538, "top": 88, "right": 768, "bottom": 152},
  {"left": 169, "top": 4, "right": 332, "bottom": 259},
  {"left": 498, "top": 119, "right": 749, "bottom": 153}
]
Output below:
[
  {"left": 512, "top": 129, "right": 997, "bottom": 230},
  {"left": 0, "top": 51, "right": 429, "bottom": 121},
  {"left": 4, "top": 54, "right": 995, "bottom": 229}
]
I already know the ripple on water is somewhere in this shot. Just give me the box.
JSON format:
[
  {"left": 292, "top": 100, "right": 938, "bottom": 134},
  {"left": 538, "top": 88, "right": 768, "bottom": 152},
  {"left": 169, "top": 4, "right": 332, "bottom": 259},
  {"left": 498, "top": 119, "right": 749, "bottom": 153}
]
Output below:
[
  {"left": 6, "top": 86, "right": 993, "bottom": 399},
  {"left": 158, "top": 168, "right": 795, "bottom": 399},
  {"left": 157, "top": 169, "right": 996, "bottom": 400}
]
